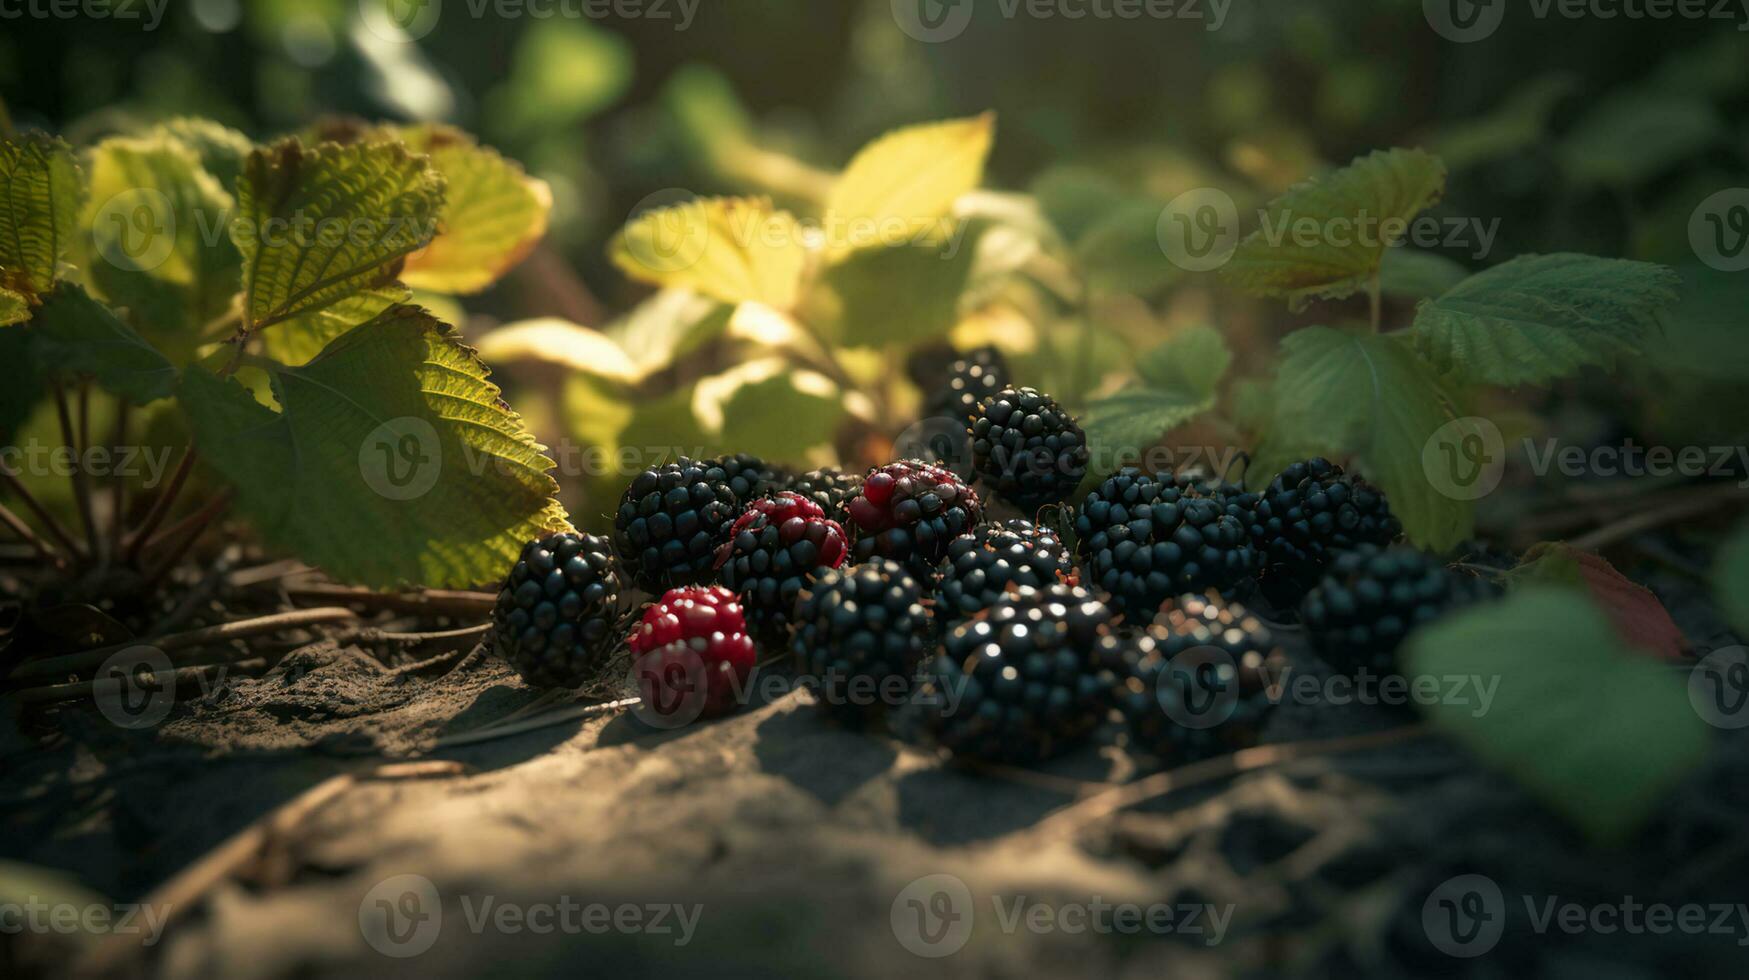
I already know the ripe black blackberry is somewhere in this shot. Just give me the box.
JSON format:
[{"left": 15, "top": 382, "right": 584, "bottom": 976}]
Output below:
[
  {"left": 786, "top": 467, "right": 863, "bottom": 523},
  {"left": 1073, "top": 468, "right": 1260, "bottom": 619},
  {"left": 923, "top": 346, "right": 1009, "bottom": 424},
  {"left": 792, "top": 559, "right": 933, "bottom": 721},
  {"left": 970, "top": 386, "right": 1090, "bottom": 512},
  {"left": 935, "top": 520, "right": 1076, "bottom": 623},
  {"left": 709, "top": 452, "right": 787, "bottom": 502},
  {"left": 492, "top": 532, "right": 623, "bottom": 688},
  {"left": 613, "top": 458, "right": 742, "bottom": 593},
  {"left": 1250, "top": 458, "right": 1402, "bottom": 607},
  {"left": 846, "top": 459, "right": 984, "bottom": 579},
  {"left": 715, "top": 493, "right": 850, "bottom": 639},
  {"left": 904, "top": 584, "right": 1116, "bottom": 765},
  {"left": 1093, "top": 592, "right": 1285, "bottom": 768},
  {"left": 1299, "top": 544, "right": 1493, "bottom": 678}
]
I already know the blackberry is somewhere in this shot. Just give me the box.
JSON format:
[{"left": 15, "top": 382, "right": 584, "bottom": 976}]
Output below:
[
  {"left": 1093, "top": 592, "right": 1285, "bottom": 769},
  {"left": 1299, "top": 544, "right": 1493, "bottom": 678},
  {"left": 970, "top": 386, "right": 1090, "bottom": 512},
  {"left": 709, "top": 452, "right": 787, "bottom": 502},
  {"left": 613, "top": 458, "right": 742, "bottom": 593},
  {"left": 1073, "top": 468, "right": 1260, "bottom": 620},
  {"left": 923, "top": 346, "right": 1009, "bottom": 425},
  {"left": 846, "top": 459, "right": 984, "bottom": 578},
  {"left": 904, "top": 583, "right": 1116, "bottom": 765},
  {"left": 491, "top": 532, "right": 623, "bottom": 688},
  {"left": 715, "top": 492, "right": 850, "bottom": 639},
  {"left": 792, "top": 559, "right": 933, "bottom": 721},
  {"left": 1250, "top": 458, "right": 1402, "bottom": 607},
  {"left": 935, "top": 520, "right": 1076, "bottom": 623},
  {"left": 628, "top": 585, "right": 756, "bottom": 722},
  {"left": 786, "top": 467, "right": 863, "bottom": 523}
]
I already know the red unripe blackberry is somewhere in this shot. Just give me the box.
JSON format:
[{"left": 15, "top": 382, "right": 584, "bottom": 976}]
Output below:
[
  {"left": 491, "top": 532, "right": 624, "bottom": 688},
  {"left": 970, "top": 386, "right": 1090, "bottom": 511},
  {"left": 628, "top": 585, "right": 756, "bottom": 722},
  {"left": 846, "top": 459, "right": 984, "bottom": 578},
  {"left": 715, "top": 492, "right": 850, "bottom": 638}
]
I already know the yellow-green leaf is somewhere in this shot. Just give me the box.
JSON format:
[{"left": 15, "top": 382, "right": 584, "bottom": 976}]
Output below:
[
  {"left": 261, "top": 281, "right": 407, "bottom": 366},
  {"left": 231, "top": 139, "right": 444, "bottom": 333},
  {"left": 475, "top": 317, "right": 640, "bottom": 384},
  {"left": 609, "top": 196, "right": 806, "bottom": 309},
  {"left": 82, "top": 134, "right": 241, "bottom": 362},
  {"left": 1223, "top": 148, "right": 1447, "bottom": 309},
  {"left": 151, "top": 117, "right": 254, "bottom": 192},
  {"left": 0, "top": 134, "right": 81, "bottom": 303},
  {"left": 0, "top": 287, "right": 27, "bottom": 326},
  {"left": 392, "top": 125, "right": 551, "bottom": 295},
  {"left": 179, "top": 305, "right": 570, "bottom": 588},
  {"left": 822, "top": 113, "right": 994, "bottom": 263}
]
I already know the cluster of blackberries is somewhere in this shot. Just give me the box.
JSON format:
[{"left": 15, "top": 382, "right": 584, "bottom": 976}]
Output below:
[
  {"left": 1299, "top": 544, "right": 1495, "bottom": 678},
  {"left": 1074, "top": 468, "right": 1260, "bottom": 619}
]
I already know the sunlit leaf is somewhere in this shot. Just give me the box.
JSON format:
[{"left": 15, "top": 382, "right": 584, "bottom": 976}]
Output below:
[
  {"left": 475, "top": 317, "right": 640, "bottom": 384},
  {"left": 0, "top": 288, "right": 27, "bottom": 326},
  {"left": 605, "top": 288, "right": 733, "bottom": 375},
  {"left": 1404, "top": 587, "right": 1710, "bottom": 844},
  {"left": 695, "top": 358, "right": 842, "bottom": 464},
  {"left": 823, "top": 113, "right": 994, "bottom": 263},
  {"left": 151, "top": 117, "right": 254, "bottom": 192},
  {"left": 261, "top": 282, "right": 406, "bottom": 366},
  {"left": 610, "top": 196, "right": 806, "bottom": 309},
  {"left": 0, "top": 133, "right": 81, "bottom": 305},
  {"left": 813, "top": 239, "right": 976, "bottom": 349},
  {"left": 179, "top": 305, "right": 569, "bottom": 588},
  {"left": 392, "top": 125, "right": 551, "bottom": 295}
]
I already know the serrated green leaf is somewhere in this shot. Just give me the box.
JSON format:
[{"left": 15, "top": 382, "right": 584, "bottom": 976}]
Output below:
[
  {"left": 1030, "top": 166, "right": 1135, "bottom": 245},
  {"left": 1718, "top": 523, "right": 1749, "bottom": 638},
  {"left": 0, "top": 287, "right": 27, "bottom": 326},
  {"left": 232, "top": 140, "right": 443, "bottom": 333},
  {"left": 391, "top": 125, "right": 551, "bottom": 295},
  {"left": 1380, "top": 248, "right": 1468, "bottom": 301},
  {"left": 0, "top": 134, "right": 81, "bottom": 304},
  {"left": 1223, "top": 148, "right": 1446, "bottom": 308},
  {"left": 823, "top": 114, "right": 994, "bottom": 263},
  {"left": 30, "top": 284, "right": 176, "bottom": 404},
  {"left": 261, "top": 283, "right": 406, "bottom": 366},
  {"left": 179, "top": 305, "right": 569, "bottom": 588},
  {"left": 1404, "top": 587, "right": 1711, "bottom": 844},
  {"left": 1560, "top": 94, "right": 1722, "bottom": 189},
  {"left": 1408, "top": 254, "right": 1680, "bottom": 387},
  {"left": 1271, "top": 327, "right": 1473, "bottom": 550},
  {"left": 1136, "top": 325, "right": 1231, "bottom": 399},
  {"left": 1074, "top": 199, "right": 1181, "bottom": 298},
  {"left": 610, "top": 196, "right": 806, "bottom": 309},
  {"left": 1082, "top": 388, "right": 1212, "bottom": 462},
  {"left": 814, "top": 239, "right": 976, "bottom": 349},
  {"left": 151, "top": 117, "right": 254, "bottom": 192},
  {"left": 82, "top": 134, "right": 241, "bottom": 362}
]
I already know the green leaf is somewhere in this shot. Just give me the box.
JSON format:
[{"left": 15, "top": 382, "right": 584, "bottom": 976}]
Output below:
[
  {"left": 609, "top": 197, "right": 806, "bottom": 309},
  {"left": 151, "top": 117, "right": 254, "bottom": 192},
  {"left": 231, "top": 139, "right": 444, "bottom": 333},
  {"left": 1560, "top": 94, "right": 1722, "bottom": 189},
  {"left": 260, "top": 283, "right": 406, "bottom": 367},
  {"left": 486, "top": 18, "right": 633, "bottom": 136},
  {"left": 1408, "top": 254, "right": 1680, "bottom": 387},
  {"left": 1380, "top": 248, "right": 1468, "bottom": 301},
  {"left": 1083, "top": 326, "right": 1231, "bottom": 462},
  {"left": 0, "top": 287, "right": 27, "bottom": 326},
  {"left": 1223, "top": 148, "right": 1446, "bottom": 308},
  {"left": 392, "top": 125, "right": 551, "bottom": 295},
  {"left": 696, "top": 359, "right": 843, "bottom": 464},
  {"left": 822, "top": 113, "right": 994, "bottom": 263},
  {"left": 1718, "top": 522, "right": 1749, "bottom": 639},
  {"left": 0, "top": 134, "right": 81, "bottom": 303},
  {"left": 179, "top": 306, "right": 570, "bottom": 588},
  {"left": 1074, "top": 199, "right": 1182, "bottom": 298},
  {"left": 605, "top": 288, "right": 732, "bottom": 375},
  {"left": 475, "top": 317, "right": 641, "bottom": 384},
  {"left": 1030, "top": 166, "right": 1135, "bottom": 245},
  {"left": 1136, "top": 324, "right": 1231, "bottom": 399},
  {"left": 814, "top": 239, "right": 976, "bottom": 349},
  {"left": 81, "top": 134, "right": 242, "bottom": 362},
  {"left": 30, "top": 284, "right": 177, "bottom": 404},
  {"left": 1404, "top": 587, "right": 1711, "bottom": 844},
  {"left": 1271, "top": 327, "right": 1473, "bottom": 550}
]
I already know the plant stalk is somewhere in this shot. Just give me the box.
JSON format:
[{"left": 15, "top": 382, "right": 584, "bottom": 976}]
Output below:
[
  {"left": 108, "top": 400, "right": 131, "bottom": 557},
  {"left": 52, "top": 378, "right": 100, "bottom": 560},
  {"left": 0, "top": 469, "right": 82, "bottom": 559},
  {"left": 1368, "top": 271, "right": 1383, "bottom": 334},
  {"left": 0, "top": 500, "right": 63, "bottom": 567},
  {"left": 124, "top": 448, "right": 196, "bottom": 564},
  {"left": 142, "top": 489, "right": 234, "bottom": 586},
  {"left": 7, "top": 606, "right": 360, "bottom": 682}
]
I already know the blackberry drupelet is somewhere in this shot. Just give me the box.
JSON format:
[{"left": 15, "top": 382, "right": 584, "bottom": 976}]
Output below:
[
  {"left": 904, "top": 583, "right": 1116, "bottom": 765},
  {"left": 923, "top": 346, "right": 1009, "bottom": 425},
  {"left": 935, "top": 520, "right": 1076, "bottom": 623},
  {"left": 786, "top": 467, "right": 863, "bottom": 523},
  {"left": 613, "top": 458, "right": 742, "bottom": 593},
  {"left": 970, "top": 386, "right": 1091, "bottom": 512},
  {"left": 846, "top": 459, "right": 984, "bottom": 578},
  {"left": 715, "top": 492, "right": 850, "bottom": 639},
  {"left": 709, "top": 452, "right": 787, "bottom": 502},
  {"left": 628, "top": 585, "right": 757, "bottom": 721},
  {"left": 1299, "top": 544, "right": 1493, "bottom": 678},
  {"left": 1073, "top": 468, "right": 1260, "bottom": 619},
  {"left": 1093, "top": 592, "right": 1285, "bottom": 768},
  {"left": 792, "top": 559, "right": 933, "bottom": 720},
  {"left": 1250, "top": 457, "right": 1402, "bottom": 607},
  {"left": 492, "top": 532, "right": 623, "bottom": 688}
]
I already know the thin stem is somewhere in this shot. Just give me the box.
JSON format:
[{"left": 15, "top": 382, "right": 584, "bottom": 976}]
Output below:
[
  {"left": 124, "top": 448, "right": 196, "bottom": 564},
  {"left": 52, "top": 378, "right": 99, "bottom": 560},
  {"left": 1368, "top": 271, "right": 1383, "bottom": 334},
  {"left": 0, "top": 468, "right": 82, "bottom": 558},
  {"left": 108, "top": 400, "right": 131, "bottom": 557},
  {"left": 0, "top": 500, "right": 63, "bottom": 567},
  {"left": 141, "top": 489, "right": 233, "bottom": 586},
  {"left": 282, "top": 583, "right": 498, "bottom": 618},
  {"left": 7, "top": 605, "right": 360, "bottom": 681}
]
